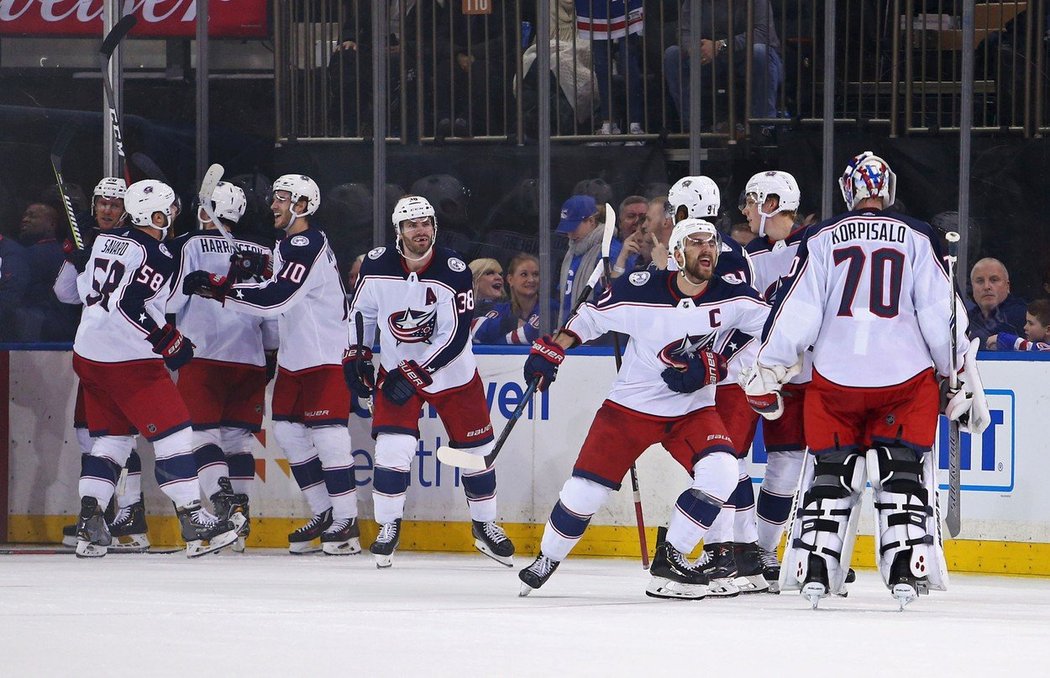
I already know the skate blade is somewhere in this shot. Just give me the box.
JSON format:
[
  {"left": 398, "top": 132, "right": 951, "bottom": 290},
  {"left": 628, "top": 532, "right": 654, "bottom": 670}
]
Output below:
[
  {"left": 322, "top": 538, "right": 362, "bottom": 556},
  {"left": 232, "top": 537, "right": 246, "bottom": 553},
  {"left": 801, "top": 581, "right": 828, "bottom": 609},
  {"left": 75, "top": 540, "right": 108, "bottom": 558},
  {"left": 731, "top": 573, "right": 770, "bottom": 594},
  {"left": 706, "top": 578, "right": 740, "bottom": 598},
  {"left": 61, "top": 535, "right": 78, "bottom": 548},
  {"left": 474, "top": 539, "right": 514, "bottom": 567},
  {"left": 645, "top": 576, "right": 708, "bottom": 600},
  {"left": 892, "top": 583, "right": 918, "bottom": 610},
  {"left": 288, "top": 541, "right": 322, "bottom": 555},
  {"left": 764, "top": 579, "right": 781, "bottom": 594},
  {"left": 109, "top": 535, "right": 150, "bottom": 553},
  {"left": 518, "top": 582, "right": 536, "bottom": 597},
  {"left": 373, "top": 552, "right": 395, "bottom": 568},
  {"left": 185, "top": 528, "right": 239, "bottom": 558},
  {"left": 230, "top": 513, "right": 248, "bottom": 536}
]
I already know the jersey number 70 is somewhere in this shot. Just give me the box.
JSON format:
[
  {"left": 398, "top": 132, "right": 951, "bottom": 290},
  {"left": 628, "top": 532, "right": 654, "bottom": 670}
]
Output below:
[{"left": 833, "top": 246, "right": 904, "bottom": 318}]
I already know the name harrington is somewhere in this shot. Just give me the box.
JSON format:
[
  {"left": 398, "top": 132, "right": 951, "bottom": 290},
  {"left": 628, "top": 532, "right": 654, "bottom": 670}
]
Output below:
[{"left": 831, "top": 219, "right": 907, "bottom": 245}]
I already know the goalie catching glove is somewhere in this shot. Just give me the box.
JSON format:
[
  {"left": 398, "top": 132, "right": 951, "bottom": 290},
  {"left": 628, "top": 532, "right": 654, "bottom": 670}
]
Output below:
[
  {"left": 382, "top": 359, "right": 433, "bottom": 405},
  {"left": 944, "top": 338, "right": 991, "bottom": 435},
  {"left": 341, "top": 346, "right": 375, "bottom": 399},
  {"left": 741, "top": 358, "right": 802, "bottom": 420},
  {"left": 662, "top": 350, "right": 727, "bottom": 394},
  {"left": 182, "top": 270, "right": 231, "bottom": 303},
  {"left": 523, "top": 335, "right": 566, "bottom": 392},
  {"left": 146, "top": 323, "right": 194, "bottom": 371}
]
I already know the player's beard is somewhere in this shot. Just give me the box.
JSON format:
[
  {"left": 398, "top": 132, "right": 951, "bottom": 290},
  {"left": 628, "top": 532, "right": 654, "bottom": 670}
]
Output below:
[
  {"left": 683, "top": 250, "right": 715, "bottom": 283},
  {"left": 403, "top": 232, "right": 434, "bottom": 258}
]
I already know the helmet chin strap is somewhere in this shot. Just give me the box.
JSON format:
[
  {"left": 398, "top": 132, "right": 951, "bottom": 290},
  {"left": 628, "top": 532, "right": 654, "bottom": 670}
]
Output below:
[
  {"left": 758, "top": 204, "right": 781, "bottom": 239},
  {"left": 397, "top": 235, "right": 434, "bottom": 262}
]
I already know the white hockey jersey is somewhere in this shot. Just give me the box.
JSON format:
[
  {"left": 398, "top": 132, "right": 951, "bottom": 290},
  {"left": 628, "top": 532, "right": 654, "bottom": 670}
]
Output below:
[
  {"left": 73, "top": 227, "right": 176, "bottom": 363},
  {"left": 222, "top": 227, "right": 350, "bottom": 372},
  {"left": 757, "top": 209, "right": 969, "bottom": 388},
  {"left": 566, "top": 269, "right": 770, "bottom": 417},
  {"left": 167, "top": 231, "right": 279, "bottom": 366},
  {"left": 351, "top": 245, "right": 477, "bottom": 393}
]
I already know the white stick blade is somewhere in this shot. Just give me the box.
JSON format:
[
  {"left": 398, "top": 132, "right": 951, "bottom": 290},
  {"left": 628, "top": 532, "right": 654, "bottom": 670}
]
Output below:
[
  {"left": 436, "top": 446, "right": 487, "bottom": 471},
  {"left": 200, "top": 163, "right": 225, "bottom": 198}
]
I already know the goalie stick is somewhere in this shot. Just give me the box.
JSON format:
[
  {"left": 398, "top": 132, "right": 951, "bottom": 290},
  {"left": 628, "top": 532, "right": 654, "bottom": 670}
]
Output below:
[
  {"left": 99, "top": 14, "right": 137, "bottom": 183},
  {"left": 945, "top": 230, "right": 962, "bottom": 537},
  {"left": 600, "top": 202, "right": 649, "bottom": 570},
  {"left": 435, "top": 261, "right": 606, "bottom": 472},
  {"left": 49, "top": 124, "right": 84, "bottom": 249}
]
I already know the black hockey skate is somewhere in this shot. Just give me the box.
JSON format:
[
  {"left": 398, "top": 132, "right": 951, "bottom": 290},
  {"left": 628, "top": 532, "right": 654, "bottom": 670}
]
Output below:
[
  {"left": 699, "top": 542, "right": 738, "bottom": 589},
  {"left": 321, "top": 516, "right": 362, "bottom": 555},
  {"left": 61, "top": 522, "right": 78, "bottom": 548},
  {"left": 288, "top": 508, "right": 333, "bottom": 555},
  {"left": 518, "top": 554, "right": 560, "bottom": 596},
  {"left": 647, "top": 527, "right": 730, "bottom": 600},
  {"left": 370, "top": 519, "right": 401, "bottom": 568},
  {"left": 472, "top": 520, "right": 515, "bottom": 566},
  {"left": 75, "top": 496, "right": 112, "bottom": 558},
  {"left": 759, "top": 545, "right": 782, "bottom": 593},
  {"left": 176, "top": 501, "right": 238, "bottom": 558},
  {"left": 801, "top": 553, "right": 830, "bottom": 609},
  {"left": 888, "top": 551, "right": 928, "bottom": 610},
  {"left": 108, "top": 495, "right": 150, "bottom": 553},
  {"left": 731, "top": 542, "right": 771, "bottom": 594},
  {"left": 210, "top": 478, "right": 249, "bottom": 551}
]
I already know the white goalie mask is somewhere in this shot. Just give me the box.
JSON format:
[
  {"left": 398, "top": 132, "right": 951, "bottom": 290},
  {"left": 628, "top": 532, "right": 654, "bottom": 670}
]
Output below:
[
  {"left": 742, "top": 170, "right": 801, "bottom": 237},
  {"left": 124, "top": 179, "right": 177, "bottom": 238},
  {"left": 839, "top": 151, "right": 896, "bottom": 211},
  {"left": 93, "top": 176, "right": 127, "bottom": 201},
  {"left": 391, "top": 195, "right": 437, "bottom": 261},
  {"left": 668, "top": 175, "right": 720, "bottom": 222},
  {"left": 271, "top": 174, "right": 320, "bottom": 230},
  {"left": 204, "top": 181, "right": 247, "bottom": 224},
  {"left": 669, "top": 218, "right": 721, "bottom": 269}
]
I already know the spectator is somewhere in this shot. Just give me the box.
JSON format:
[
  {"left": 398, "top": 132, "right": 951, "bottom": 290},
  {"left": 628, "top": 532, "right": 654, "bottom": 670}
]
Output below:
[
  {"left": 729, "top": 221, "right": 755, "bottom": 246},
  {"left": 556, "top": 194, "right": 620, "bottom": 325},
  {"left": 618, "top": 195, "right": 649, "bottom": 239},
  {"left": 967, "top": 257, "right": 1027, "bottom": 345},
  {"left": 0, "top": 232, "right": 29, "bottom": 341},
  {"left": 612, "top": 217, "right": 658, "bottom": 274},
  {"left": 664, "top": 0, "right": 783, "bottom": 129},
  {"left": 645, "top": 196, "right": 674, "bottom": 269},
  {"left": 347, "top": 253, "right": 365, "bottom": 293},
  {"left": 16, "top": 202, "right": 78, "bottom": 341},
  {"left": 469, "top": 257, "right": 506, "bottom": 316},
  {"left": 577, "top": 0, "right": 646, "bottom": 143},
  {"left": 574, "top": 178, "right": 615, "bottom": 209},
  {"left": 473, "top": 253, "right": 553, "bottom": 345},
  {"left": 987, "top": 299, "right": 1050, "bottom": 352}
]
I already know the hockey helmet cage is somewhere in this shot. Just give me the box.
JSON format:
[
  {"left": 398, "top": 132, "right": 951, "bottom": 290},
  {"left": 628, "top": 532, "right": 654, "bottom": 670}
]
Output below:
[
  {"left": 839, "top": 151, "right": 896, "bottom": 210},
  {"left": 668, "top": 176, "right": 720, "bottom": 221},
  {"left": 208, "top": 181, "right": 247, "bottom": 223},
  {"left": 271, "top": 174, "right": 320, "bottom": 217},
  {"left": 124, "top": 179, "right": 177, "bottom": 229},
  {"left": 93, "top": 177, "right": 127, "bottom": 200},
  {"left": 742, "top": 170, "right": 801, "bottom": 213}
]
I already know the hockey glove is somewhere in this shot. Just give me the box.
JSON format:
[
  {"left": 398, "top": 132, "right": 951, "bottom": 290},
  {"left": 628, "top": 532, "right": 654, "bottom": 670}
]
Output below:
[
  {"left": 62, "top": 239, "right": 90, "bottom": 273},
  {"left": 230, "top": 250, "right": 272, "bottom": 281},
  {"left": 742, "top": 363, "right": 786, "bottom": 420},
  {"left": 341, "top": 346, "right": 375, "bottom": 399},
  {"left": 661, "top": 350, "right": 728, "bottom": 394},
  {"left": 182, "top": 270, "right": 231, "bottom": 303},
  {"left": 265, "top": 350, "right": 278, "bottom": 382},
  {"left": 147, "top": 323, "right": 194, "bottom": 371},
  {"left": 382, "top": 359, "right": 433, "bottom": 405},
  {"left": 523, "top": 335, "right": 566, "bottom": 392},
  {"left": 944, "top": 338, "right": 991, "bottom": 435}
]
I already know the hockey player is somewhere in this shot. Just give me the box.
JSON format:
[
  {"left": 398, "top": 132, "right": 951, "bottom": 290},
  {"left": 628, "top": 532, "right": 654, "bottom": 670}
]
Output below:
[
  {"left": 346, "top": 195, "right": 515, "bottom": 568},
  {"left": 72, "top": 179, "right": 239, "bottom": 558},
  {"left": 168, "top": 181, "right": 278, "bottom": 551},
  {"left": 745, "top": 151, "right": 990, "bottom": 608},
  {"left": 184, "top": 174, "right": 361, "bottom": 556},
  {"left": 517, "top": 219, "right": 771, "bottom": 599},
  {"left": 666, "top": 175, "right": 768, "bottom": 593},
  {"left": 739, "top": 170, "right": 809, "bottom": 588},
  {"left": 54, "top": 178, "right": 150, "bottom": 552}
]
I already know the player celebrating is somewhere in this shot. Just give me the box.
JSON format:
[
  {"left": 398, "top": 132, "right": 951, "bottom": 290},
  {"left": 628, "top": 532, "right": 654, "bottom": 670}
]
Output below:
[
  {"left": 168, "top": 181, "right": 278, "bottom": 551},
  {"left": 347, "top": 195, "right": 515, "bottom": 568},
  {"left": 184, "top": 174, "right": 361, "bottom": 556},
  {"left": 740, "top": 169, "right": 809, "bottom": 588},
  {"left": 745, "top": 151, "right": 990, "bottom": 608},
  {"left": 72, "top": 179, "right": 239, "bottom": 558},
  {"left": 517, "top": 219, "right": 771, "bottom": 600}
]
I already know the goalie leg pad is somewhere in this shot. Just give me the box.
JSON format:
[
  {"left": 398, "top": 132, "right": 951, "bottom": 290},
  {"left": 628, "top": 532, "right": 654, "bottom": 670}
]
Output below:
[
  {"left": 780, "top": 450, "right": 866, "bottom": 596},
  {"left": 867, "top": 446, "right": 945, "bottom": 593}
]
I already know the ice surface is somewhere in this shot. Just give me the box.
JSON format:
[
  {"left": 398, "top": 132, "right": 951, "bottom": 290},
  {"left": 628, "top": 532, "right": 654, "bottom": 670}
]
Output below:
[{"left": 1, "top": 549, "right": 1048, "bottom": 676}]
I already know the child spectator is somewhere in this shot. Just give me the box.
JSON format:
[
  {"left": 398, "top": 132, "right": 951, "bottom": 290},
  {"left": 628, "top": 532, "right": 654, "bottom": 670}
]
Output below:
[{"left": 987, "top": 299, "right": 1050, "bottom": 352}]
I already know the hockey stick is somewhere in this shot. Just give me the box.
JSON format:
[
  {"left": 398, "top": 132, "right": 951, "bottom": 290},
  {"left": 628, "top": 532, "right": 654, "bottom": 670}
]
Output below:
[
  {"left": 130, "top": 152, "right": 169, "bottom": 182},
  {"left": 600, "top": 203, "right": 650, "bottom": 569},
  {"left": 436, "top": 261, "right": 606, "bottom": 471},
  {"left": 945, "top": 230, "right": 962, "bottom": 537},
  {"left": 99, "top": 14, "right": 137, "bottom": 183},
  {"left": 355, "top": 311, "right": 374, "bottom": 415},
  {"left": 49, "top": 124, "right": 84, "bottom": 249}
]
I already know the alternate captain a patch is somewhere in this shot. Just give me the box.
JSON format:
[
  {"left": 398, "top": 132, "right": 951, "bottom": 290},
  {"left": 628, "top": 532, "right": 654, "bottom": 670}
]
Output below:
[{"left": 388, "top": 307, "right": 438, "bottom": 344}]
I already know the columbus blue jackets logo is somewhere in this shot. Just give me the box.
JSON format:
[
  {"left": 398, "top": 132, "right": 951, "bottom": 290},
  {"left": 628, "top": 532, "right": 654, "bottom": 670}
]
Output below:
[
  {"left": 658, "top": 332, "right": 717, "bottom": 370},
  {"left": 388, "top": 307, "right": 438, "bottom": 344}
]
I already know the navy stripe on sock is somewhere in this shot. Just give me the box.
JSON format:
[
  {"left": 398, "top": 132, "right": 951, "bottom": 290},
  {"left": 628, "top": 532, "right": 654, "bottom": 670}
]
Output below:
[
  {"left": 675, "top": 490, "right": 721, "bottom": 529},
  {"left": 729, "top": 475, "right": 755, "bottom": 508},
  {"left": 290, "top": 456, "right": 325, "bottom": 490},
  {"left": 461, "top": 467, "right": 496, "bottom": 501},
  {"left": 125, "top": 451, "right": 142, "bottom": 474},
  {"left": 154, "top": 452, "right": 199, "bottom": 487},
  {"left": 549, "top": 500, "right": 591, "bottom": 539},
  {"left": 193, "top": 443, "right": 225, "bottom": 471},
  {"left": 757, "top": 488, "right": 794, "bottom": 524},
  {"left": 81, "top": 455, "right": 120, "bottom": 485},
  {"left": 323, "top": 467, "right": 356, "bottom": 496},
  {"left": 373, "top": 466, "right": 410, "bottom": 496},
  {"left": 227, "top": 453, "right": 255, "bottom": 480}
]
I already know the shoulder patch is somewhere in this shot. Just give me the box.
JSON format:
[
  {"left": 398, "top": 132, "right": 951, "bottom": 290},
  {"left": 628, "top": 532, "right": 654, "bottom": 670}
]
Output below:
[
  {"left": 289, "top": 235, "right": 310, "bottom": 247},
  {"left": 721, "top": 272, "right": 745, "bottom": 285},
  {"left": 629, "top": 271, "right": 651, "bottom": 286},
  {"left": 158, "top": 243, "right": 171, "bottom": 258},
  {"left": 448, "top": 257, "right": 466, "bottom": 272},
  {"left": 368, "top": 246, "right": 386, "bottom": 260}
]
